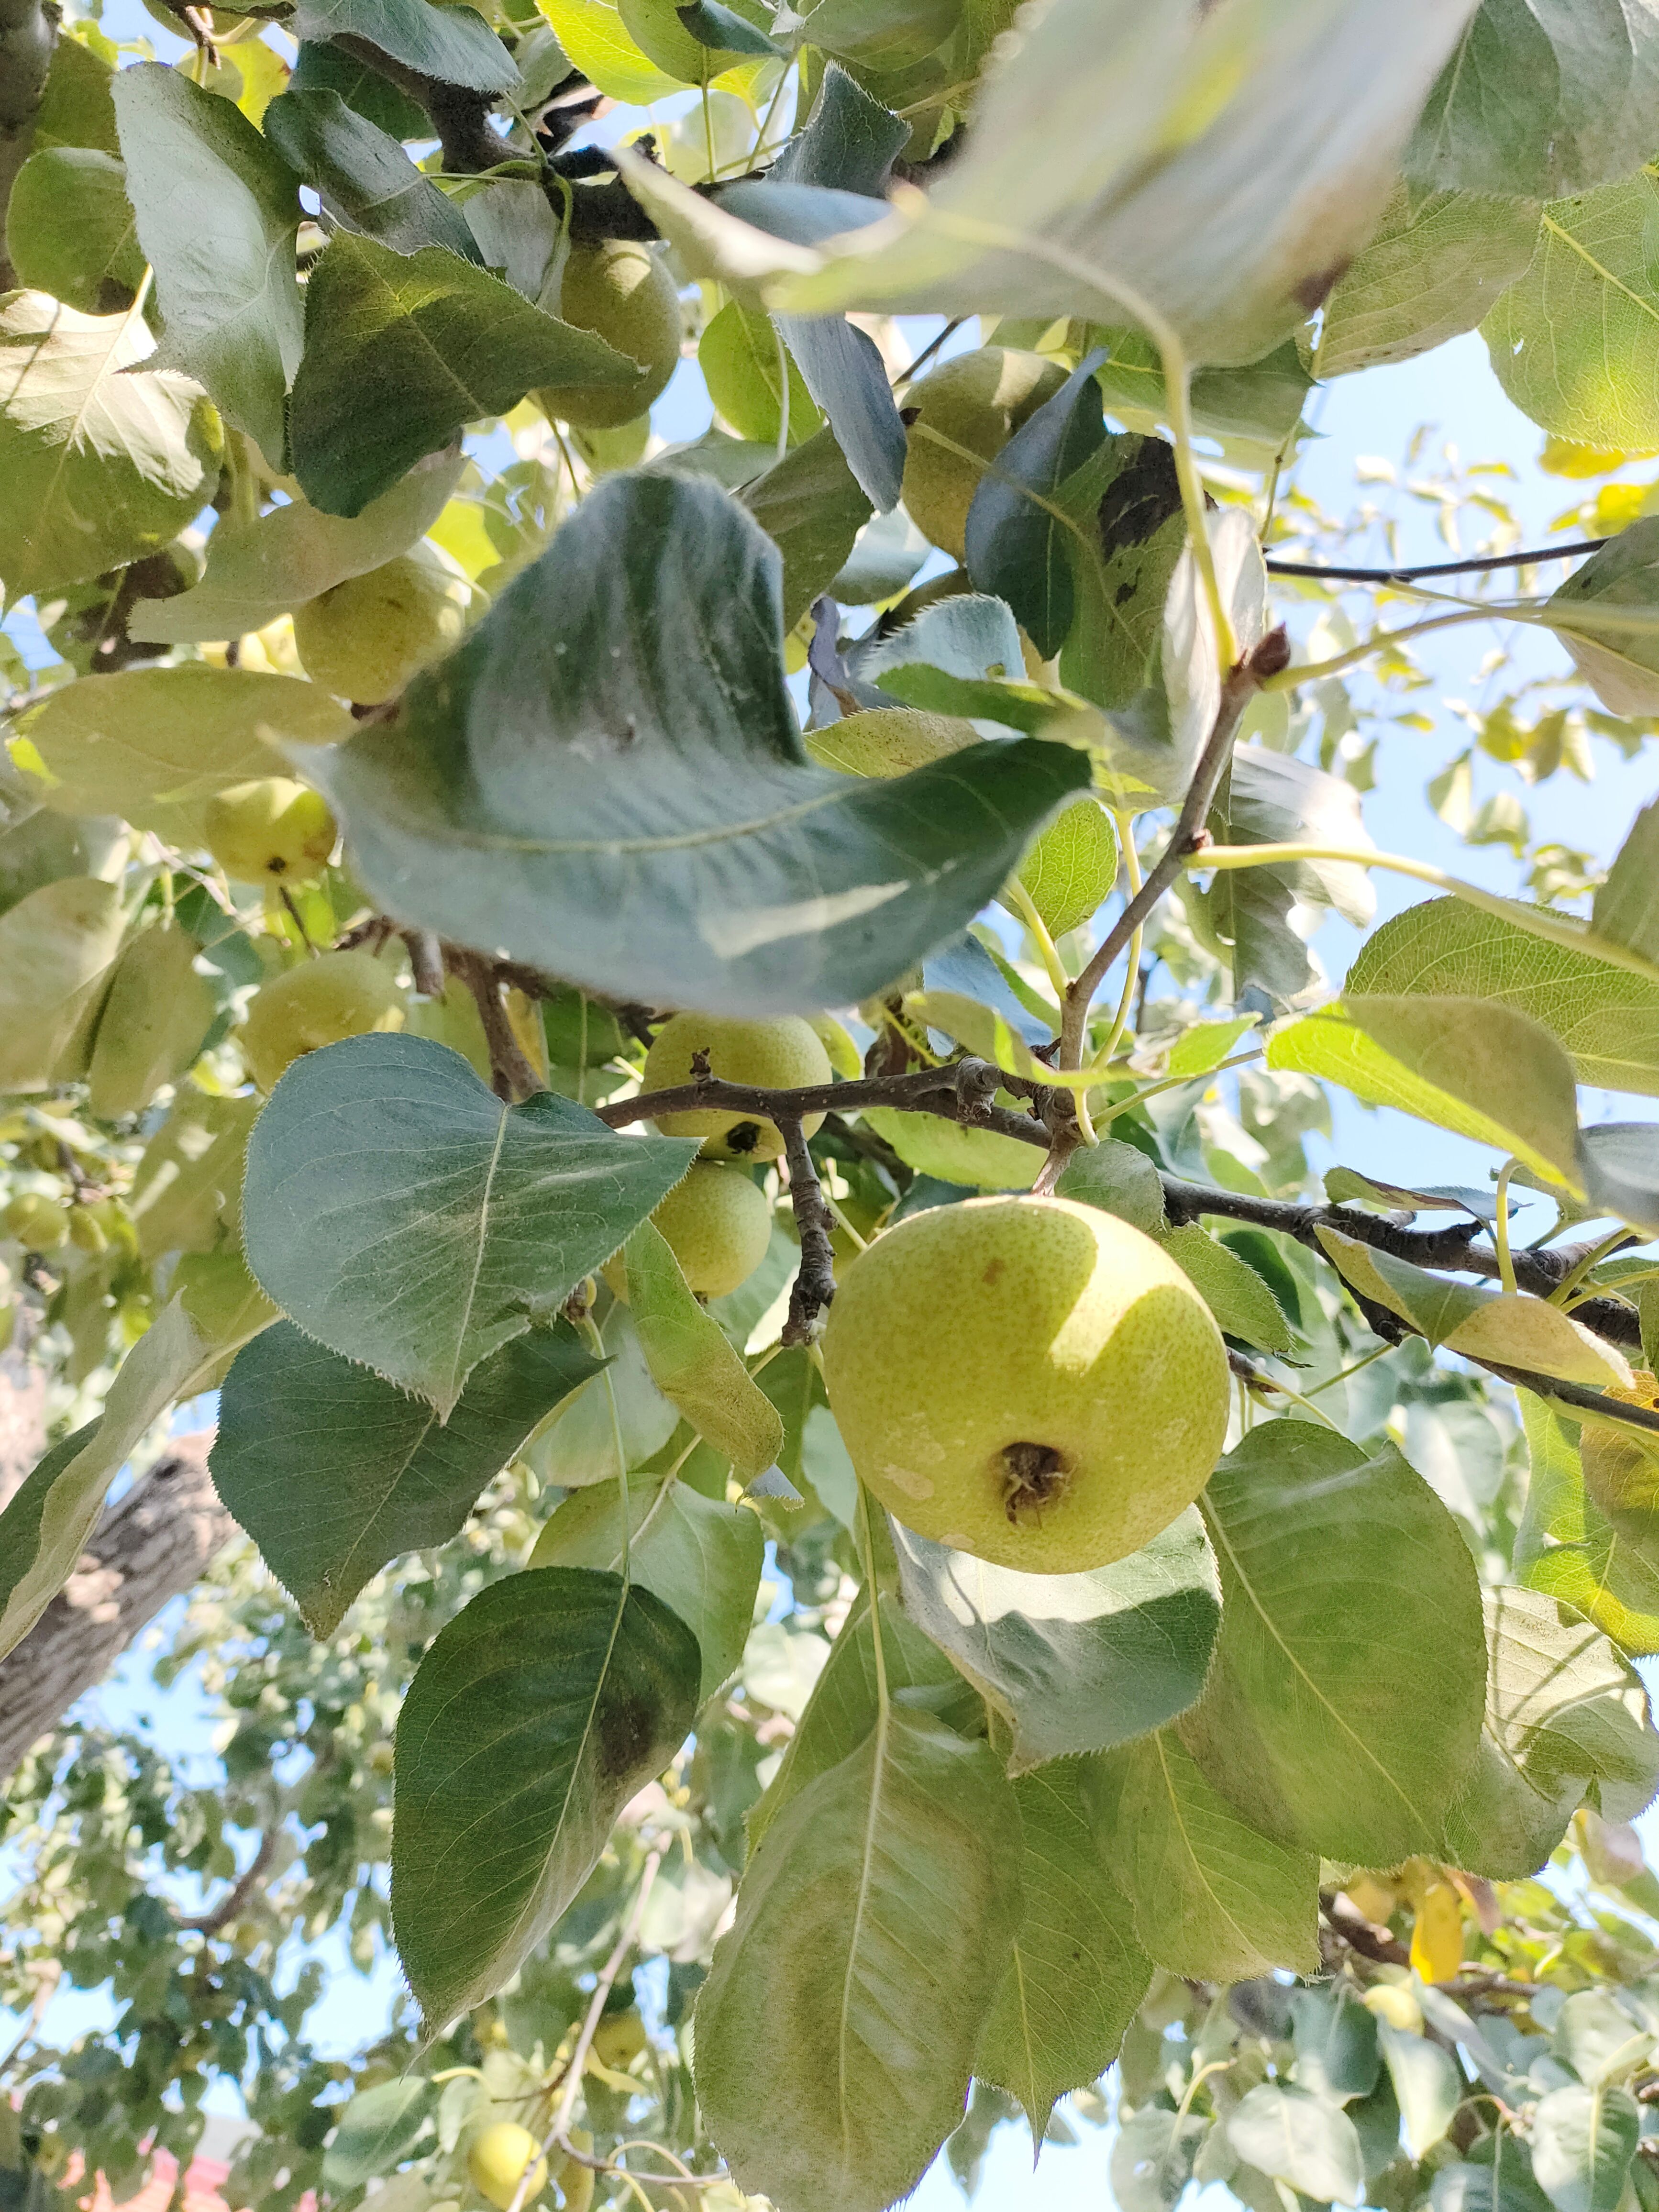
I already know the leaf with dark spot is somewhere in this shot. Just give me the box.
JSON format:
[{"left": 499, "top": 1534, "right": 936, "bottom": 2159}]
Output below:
[{"left": 392, "top": 1566, "right": 700, "bottom": 2026}]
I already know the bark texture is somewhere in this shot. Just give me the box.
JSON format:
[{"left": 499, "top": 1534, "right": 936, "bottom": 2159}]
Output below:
[{"left": 0, "top": 1434, "right": 228, "bottom": 1782}]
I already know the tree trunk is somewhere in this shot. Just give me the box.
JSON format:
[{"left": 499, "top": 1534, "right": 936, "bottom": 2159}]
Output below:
[
  {"left": 0, "top": 1435, "right": 230, "bottom": 1782},
  {"left": 0, "top": 0, "right": 58, "bottom": 293}
]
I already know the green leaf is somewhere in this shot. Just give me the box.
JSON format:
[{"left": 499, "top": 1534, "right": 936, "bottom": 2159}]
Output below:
[
  {"left": 0, "top": 877, "right": 126, "bottom": 1090},
  {"left": 1407, "top": 0, "right": 1659, "bottom": 199},
  {"left": 391, "top": 1564, "right": 700, "bottom": 2024},
  {"left": 1379, "top": 2022, "right": 1462, "bottom": 2160},
  {"left": 129, "top": 1089, "right": 260, "bottom": 1259},
  {"left": 798, "top": 0, "right": 958, "bottom": 69},
  {"left": 539, "top": 0, "right": 680, "bottom": 102},
  {"left": 112, "top": 65, "right": 302, "bottom": 463},
  {"left": 1178, "top": 1421, "right": 1487, "bottom": 1864},
  {"left": 211, "top": 1317, "right": 600, "bottom": 1635},
  {"left": 1268, "top": 995, "right": 1587, "bottom": 1194},
  {"left": 623, "top": 1219, "right": 784, "bottom": 1482},
  {"left": 1482, "top": 175, "right": 1659, "bottom": 448},
  {"left": 1206, "top": 744, "right": 1374, "bottom": 1009},
  {"left": 1517, "top": 1398, "right": 1659, "bottom": 1659},
  {"left": 1349, "top": 893, "right": 1659, "bottom": 1098},
  {"left": 1530, "top": 2086, "right": 1640, "bottom": 2212},
  {"left": 1316, "top": 1229, "right": 1632, "bottom": 1389},
  {"left": 131, "top": 450, "right": 465, "bottom": 644},
  {"left": 693, "top": 1707, "right": 1023, "bottom": 2212},
  {"left": 1054, "top": 1135, "right": 1168, "bottom": 1235},
  {"left": 738, "top": 423, "right": 874, "bottom": 628},
  {"left": 975, "top": 1762, "right": 1150, "bottom": 2138},
  {"left": 19, "top": 666, "right": 353, "bottom": 842},
  {"left": 530, "top": 1472, "right": 763, "bottom": 1703},
  {"left": 85, "top": 920, "right": 216, "bottom": 1119},
  {"left": 1161, "top": 1225, "right": 1294, "bottom": 1355},
  {"left": 287, "top": 37, "right": 434, "bottom": 137},
  {"left": 288, "top": 234, "right": 641, "bottom": 516},
  {"left": 304, "top": 472, "right": 1090, "bottom": 1012},
  {"left": 888, "top": 1506, "right": 1221, "bottom": 1771},
  {"left": 1548, "top": 527, "right": 1659, "bottom": 717},
  {"left": 263, "top": 90, "right": 483, "bottom": 261},
  {"left": 33, "top": 31, "right": 121, "bottom": 157},
  {"left": 0, "top": 1300, "right": 213, "bottom": 1661},
  {"left": 241, "top": 1033, "right": 697, "bottom": 1416},
  {"left": 1316, "top": 182, "right": 1541, "bottom": 376},
  {"left": 1592, "top": 796, "right": 1659, "bottom": 961},
  {"left": 773, "top": 61, "right": 907, "bottom": 199},
  {"left": 1088, "top": 332, "right": 1312, "bottom": 452},
  {"left": 964, "top": 354, "right": 1107, "bottom": 659},
  {"left": 1227, "top": 2082, "right": 1364, "bottom": 2207},
  {"left": 320, "top": 2079, "right": 435, "bottom": 2191},
  {"left": 746, "top": 1591, "right": 967, "bottom": 1851},
  {"left": 1014, "top": 796, "right": 1117, "bottom": 938},
  {"left": 4, "top": 147, "right": 144, "bottom": 314},
  {"left": 1112, "top": 2106, "right": 1209, "bottom": 2212},
  {"left": 0, "top": 290, "right": 222, "bottom": 600},
  {"left": 698, "top": 301, "right": 821, "bottom": 448},
  {"left": 1093, "top": 1726, "right": 1319, "bottom": 1981},
  {"left": 1291, "top": 1983, "right": 1381, "bottom": 2104},
  {"left": 1553, "top": 1991, "right": 1653, "bottom": 2088},
  {"left": 777, "top": 0, "right": 1481, "bottom": 366},
  {"left": 289, "top": 0, "right": 518, "bottom": 90}
]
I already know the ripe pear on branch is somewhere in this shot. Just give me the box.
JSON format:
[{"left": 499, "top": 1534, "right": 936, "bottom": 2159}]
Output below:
[{"left": 641, "top": 1013, "right": 832, "bottom": 1161}]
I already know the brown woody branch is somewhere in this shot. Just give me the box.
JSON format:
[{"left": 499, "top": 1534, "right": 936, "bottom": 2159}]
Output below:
[
  {"left": 780, "top": 1120, "right": 837, "bottom": 1345},
  {"left": 330, "top": 37, "right": 500, "bottom": 172},
  {"left": 177, "top": 1829, "right": 277, "bottom": 1936}
]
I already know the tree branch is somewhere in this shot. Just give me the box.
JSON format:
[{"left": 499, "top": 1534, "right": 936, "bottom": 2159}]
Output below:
[
  {"left": 1059, "top": 626, "right": 1290, "bottom": 1069},
  {"left": 177, "top": 1828, "right": 277, "bottom": 1935},
  {"left": 330, "top": 36, "right": 499, "bottom": 171},
  {"left": 780, "top": 1121, "right": 837, "bottom": 1346},
  {"left": 0, "top": 1436, "right": 227, "bottom": 1783},
  {"left": 1265, "top": 540, "right": 1607, "bottom": 586},
  {"left": 448, "top": 945, "right": 540, "bottom": 1102}
]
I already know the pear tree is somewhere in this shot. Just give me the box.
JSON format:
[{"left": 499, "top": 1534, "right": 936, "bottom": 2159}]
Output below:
[{"left": 13, "top": 5, "right": 1659, "bottom": 2212}]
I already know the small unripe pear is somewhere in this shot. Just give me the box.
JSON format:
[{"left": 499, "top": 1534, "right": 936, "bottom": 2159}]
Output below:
[
  {"left": 606, "top": 1161, "right": 773, "bottom": 1301},
  {"left": 204, "top": 778, "right": 337, "bottom": 886},
  {"left": 240, "top": 951, "right": 404, "bottom": 1092},
  {"left": 5, "top": 1192, "right": 69, "bottom": 1251},
  {"left": 821, "top": 1195, "right": 1228, "bottom": 1573},
  {"left": 641, "top": 1012, "right": 831, "bottom": 1161},
  {"left": 590, "top": 2008, "right": 648, "bottom": 2070},
  {"left": 468, "top": 2123, "right": 547, "bottom": 2212},
  {"left": 901, "top": 347, "right": 1068, "bottom": 560},
  {"left": 552, "top": 2131, "right": 594, "bottom": 2212},
  {"left": 293, "top": 546, "right": 470, "bottom": 703},
  {"left": 542, "top": 241, "right": 680, "bottom": 430}
]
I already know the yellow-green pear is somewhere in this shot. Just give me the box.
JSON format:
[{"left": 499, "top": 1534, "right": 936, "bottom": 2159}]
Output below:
[
  {"left": 86, "top": 922, "right": 215, "bottom": 1119},
  {"left": 641, "top": 1012, "right": 831, "bottom": 1160},
  {"left": 821, "top": 1194, "right": 1228, "bottom": 1573},
  {"left": 240, "top": 951, "right": 404, "bottom": 1092},
  {"left": 901, "top": 347, "right": 1069, "bottom": 560},
  {"left": 292, "top": 545, "right": 470, "bottom": 702},
  {"left": 542, "top": 240, "right": 681, "bottom": 430},
  {"left": 5, "top": 1192, "right": 69, "bottom": 1251},
  {"left": 204, "top": 778, "right": 337, "bottom": 886},
  {"left": 606, "top": 1161, "right": 773, "bottom": 1301},
  {"left": 467, "top": 2122, "right": 547, "bottom": 2211}
]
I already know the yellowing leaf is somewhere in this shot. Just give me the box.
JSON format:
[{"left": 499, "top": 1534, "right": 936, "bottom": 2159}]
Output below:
[{"left": 624, "top": 1217, "right": 784, "bottom": 1482}]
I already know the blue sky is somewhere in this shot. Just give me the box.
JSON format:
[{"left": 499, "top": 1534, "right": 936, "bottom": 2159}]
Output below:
[{"left": 9, "top": 27, "right": 1659, "bottom": 2202}]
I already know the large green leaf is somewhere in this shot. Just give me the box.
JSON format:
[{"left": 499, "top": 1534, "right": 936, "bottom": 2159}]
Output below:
[
  {"left": 391, "top": 1564, "right": 700, "bottom": 2025},
  {"left": 737, "top": 422, "right": 874, "bottom": 629},
  {"left": 0, "top": 876, "right": 126, "bottom": 1090},
  {"left": 0, "top": 1300, "right": 213, "bottom": 1661},
  {"left": 694, "top": 1708, "right": 1022, "bottom": 2212},
  {"left": 1228, "top": 2082, "right": 1364, "bottom": 2208},
  {"left": 19, "top": 666, "right": 353, "bottom": 841},
  {"left": 623, "top": 1219, "right": 784, "bottom": 1482},
  {"left": 241, "top": 1033, "right": 697, "bottom": 1416},
  {"left": 1179, "top": 1423, "right": 1487, "bottom": 1863},
  {"left": 0, "top": 290, "right": 221, "bottom": 600},
  {"left": 1093, "top": 1727, "right": 1320, "bottom": 1981},
  {"left": 289, "top": 0, "right": 518, "bottom": 90},
  {"left": 745, "top": 1591, "right": 969, "bottom": 1852},
  {"left": 974, "top": 1762, "right": 1150, "bottom": 2138},
  {"left": 1162, "top": 1224, "right": 1295, "bottom": 1354},
  {"left": 131, "top": 450, "right": 464, "bottom": 644},
  {"left": 1530, "top": 2086, "right": 1640, "bottom": 2212},
  {"left": 1483, "top": 173, "right": 1659, "bottom": 447},
  {"left": 1269, "top": 995, "right": 1587, "bottom": 1192},
  {"left": 211, "top": 1318, "right": 600, "bottom": 1635},
  {"left": 303, "top": 472, "right": 1090, "bottom": 1013},
  {"left": 112, "top": 65, "right": 302, "bottom": 464},
  {"left": 1348, "top": 893, "right": 1659, "bottom": 1096},
  {"left": 531, "top": 1472, "right": 764, "bottom": 1703},
  {"left": 1407, "top": 0, "right": 1659, "bottom": 200},
  {"left": 773, "top": 0, "right": 1482, "bottom": 368},
  {"left": 1315, "top": 182, "right": 1541, "bottom": 376},
  {"left": 4, "top": 147, "right": 145, "bottom": 315},
  {"left": 1380, "top": 2023, "right": 1463, "bottom": 2160},
  {"left": 1592, "top": 798, "right": 1659, "bottom": 959},
  {"left": 287, "top": 235, "right": 642, "bottom": 516},
  {"left": 263, "top": 90, "right": 483, "bottom": 262},
  {"left": 1547, "top": 528, "right": 1659, "bottom": 717},
  {"left": 1206, "top": 745, "right": 1373, "bottom": 1009},
  {"left": 1518, "top": 1398, "right": 1659, "bottom": 1657},
  {"left": 963, "top": 354, "right": 1107, "bottom": 660},
  {"left": 887, "top": 1507, "right": 1220, "bottom": 1771}
]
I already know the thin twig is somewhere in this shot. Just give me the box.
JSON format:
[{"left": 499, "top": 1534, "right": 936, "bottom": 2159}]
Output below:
[
  {"left": 1264, "top": 540, "right": 1607, "bottom": 585},
  {"left": 178, "top": 1831, "right": 277, "bottom": 1935},
  {"left": 402, "top": 929, "right": 445, "bottom": 999},
  {"left": 449, "top": 947, "right": 540, "bottom": 1102},
  {"left": 780, "top": 1120, "right": 838, "bottom": 1345},
  {"left": 1058, "top": 627, "right": 1289, "bottom": 1068},
  {"left": 596, "top": 1057, "right": 1022, "bottom": 1141}
]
